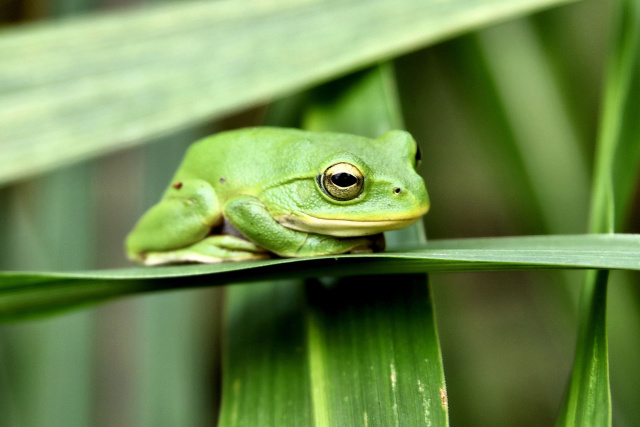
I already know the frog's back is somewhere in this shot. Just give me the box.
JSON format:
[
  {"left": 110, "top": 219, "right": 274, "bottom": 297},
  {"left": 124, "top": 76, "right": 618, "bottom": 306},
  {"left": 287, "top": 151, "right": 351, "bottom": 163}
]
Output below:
[{"left": 176, "top": 127, "right": 372, "bottom": 193}]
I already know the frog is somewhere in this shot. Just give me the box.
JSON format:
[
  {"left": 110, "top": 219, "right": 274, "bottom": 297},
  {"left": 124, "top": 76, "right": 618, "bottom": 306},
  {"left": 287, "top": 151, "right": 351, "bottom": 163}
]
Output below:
[{"left": 125, "top": 127, "right": 429, "bottom": 265}]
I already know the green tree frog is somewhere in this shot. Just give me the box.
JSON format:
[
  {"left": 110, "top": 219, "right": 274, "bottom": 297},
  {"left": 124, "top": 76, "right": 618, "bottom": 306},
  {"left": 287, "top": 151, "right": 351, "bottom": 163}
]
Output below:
[{"left": 126, "top": 127, "right": 429, "bottom": 265}]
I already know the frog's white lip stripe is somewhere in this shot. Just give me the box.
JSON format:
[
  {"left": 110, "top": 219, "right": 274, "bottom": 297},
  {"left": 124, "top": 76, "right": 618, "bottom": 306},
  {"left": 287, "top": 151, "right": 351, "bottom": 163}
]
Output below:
[{"left": 276, "top": 214, "right": 422, "bottom": 237}]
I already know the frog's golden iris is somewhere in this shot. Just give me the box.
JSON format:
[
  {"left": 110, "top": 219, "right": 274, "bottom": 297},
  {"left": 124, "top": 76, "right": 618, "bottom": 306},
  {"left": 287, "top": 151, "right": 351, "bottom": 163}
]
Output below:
[{"left": 320, "top": 162, "right": 364, "bottom": 201}]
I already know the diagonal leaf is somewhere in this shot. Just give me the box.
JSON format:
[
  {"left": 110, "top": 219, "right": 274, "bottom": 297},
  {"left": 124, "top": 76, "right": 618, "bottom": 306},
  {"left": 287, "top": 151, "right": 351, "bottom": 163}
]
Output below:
[
  {"left": 0, "top": 0, "right": 579, "bottom": 186},
  {"left": 1, "top": 234, "right": 640, "bottom": 321},
  {"left": 557, "top": 0, "right": 640, "bottom": 424},
  {"left": 588, "top": 0, "right": 640, "bottom": 234},
  {"left": 474, "top": 19, "right": 590, "bottom": 234}
]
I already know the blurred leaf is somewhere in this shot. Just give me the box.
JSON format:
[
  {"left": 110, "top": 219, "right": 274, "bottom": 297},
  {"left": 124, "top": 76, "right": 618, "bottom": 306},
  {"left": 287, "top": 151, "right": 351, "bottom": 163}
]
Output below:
[
  {"left": 557, "top": 0, "right": 640, "bottom": 424},
  {"left": 0, "top": 165, "right": 96, "bottom": 427},
  {"left": 0, "top": 0, "right": 580, "bottom": 186},
  {"left": 475, "top": 19, "right": 589, "bottom": 234},
  {"left": 303, "top": 66, "right": 404, "bottom": 139},
  {"left": 136, "top": 289, "right": 219, "bottom": 427},
  {"left": 589, "top": 0, "right": 640, "bottom": 233},
  {"left": 1, "top": 234, "right": 640, "bottom": 322},
  {"left": 135, "top": 135, "right": 218, "bottom": 427}
]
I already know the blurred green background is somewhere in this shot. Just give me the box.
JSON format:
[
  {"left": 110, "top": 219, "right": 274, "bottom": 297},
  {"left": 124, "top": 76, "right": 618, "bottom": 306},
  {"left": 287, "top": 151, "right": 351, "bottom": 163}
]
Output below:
[{"left": 1, "top": 0, "right": 639, "bottom": 425}]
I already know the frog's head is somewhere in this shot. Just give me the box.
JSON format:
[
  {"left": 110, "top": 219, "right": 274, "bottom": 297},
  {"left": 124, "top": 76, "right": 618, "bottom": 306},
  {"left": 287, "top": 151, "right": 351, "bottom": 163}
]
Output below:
[{"left": 274, "top": 130, "right": 430, "bottom": 237}]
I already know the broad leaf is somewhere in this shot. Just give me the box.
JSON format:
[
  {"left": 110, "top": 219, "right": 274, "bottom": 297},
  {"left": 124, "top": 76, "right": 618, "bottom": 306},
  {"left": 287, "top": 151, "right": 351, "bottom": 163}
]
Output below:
[
  {"left": 0, "top": 0, "right": 579, "bottom": 186},
  {"left": 304, "top": 274, "right": 447, "bottom": 426}
]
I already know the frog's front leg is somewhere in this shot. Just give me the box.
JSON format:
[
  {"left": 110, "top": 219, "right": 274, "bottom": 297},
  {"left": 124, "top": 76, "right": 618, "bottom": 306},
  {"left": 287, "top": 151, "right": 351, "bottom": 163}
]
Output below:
[
  {"left": 126, "top": 179, "right": 273, "bottom": 265},
  {"left": 126, "top": 178, "right": 224, "bottom": 263},
  {"left": 225, "top": 196, "right": 385, "bottom": 257}
]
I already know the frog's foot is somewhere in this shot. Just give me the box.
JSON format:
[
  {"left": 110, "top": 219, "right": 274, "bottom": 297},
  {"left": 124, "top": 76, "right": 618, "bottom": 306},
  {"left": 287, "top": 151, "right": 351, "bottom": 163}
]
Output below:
[
  {"left": 347, "top": 233, "right": 386, "bottom": 254},
  {"left": 135, "top": 235, "right": 271, "bottom": 265}
]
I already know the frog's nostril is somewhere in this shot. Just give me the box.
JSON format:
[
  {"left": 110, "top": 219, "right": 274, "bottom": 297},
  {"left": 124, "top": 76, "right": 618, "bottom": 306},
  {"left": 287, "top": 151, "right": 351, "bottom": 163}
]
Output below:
[{"left": 393, "top": 187, "right": 402, "bottom": 195}]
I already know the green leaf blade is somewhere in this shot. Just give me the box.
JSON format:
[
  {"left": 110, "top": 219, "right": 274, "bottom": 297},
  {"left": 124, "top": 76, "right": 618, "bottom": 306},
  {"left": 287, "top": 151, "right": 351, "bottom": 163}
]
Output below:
[
  {"left": 589, "top": 0, "right": 640, "bottom": 233},
  {"left": 305, "top": 275, "right": 448, "bottom": 426},
  {"left": 556, "top": 271, "right": 611, "bottom": 427},
  {"left": 219, "top": 281, "right": 313, "bottom": 427},
  {"left": 1, "top": 234, "right": 639, "bottom": 322},
  {"left": 0, "top": 0, "right": 579, "bottom": 186}
]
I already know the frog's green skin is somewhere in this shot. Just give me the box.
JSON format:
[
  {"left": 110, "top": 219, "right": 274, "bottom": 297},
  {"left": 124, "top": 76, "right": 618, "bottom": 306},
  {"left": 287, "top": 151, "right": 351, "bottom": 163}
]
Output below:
[{"left": 125, "top": 127, "right": 429, "bottom": 265}]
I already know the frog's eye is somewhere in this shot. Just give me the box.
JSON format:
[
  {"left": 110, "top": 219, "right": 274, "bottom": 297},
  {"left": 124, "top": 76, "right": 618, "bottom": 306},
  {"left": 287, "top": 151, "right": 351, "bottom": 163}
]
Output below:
[{"left": 320, "top": 162, "right": 364, "bottom": 201}]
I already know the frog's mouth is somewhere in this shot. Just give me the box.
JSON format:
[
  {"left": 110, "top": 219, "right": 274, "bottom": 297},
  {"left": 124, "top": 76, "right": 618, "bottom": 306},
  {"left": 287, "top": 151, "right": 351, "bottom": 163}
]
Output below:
[{"left": 276, "top": 213, "right": 425, "bottom": 237}]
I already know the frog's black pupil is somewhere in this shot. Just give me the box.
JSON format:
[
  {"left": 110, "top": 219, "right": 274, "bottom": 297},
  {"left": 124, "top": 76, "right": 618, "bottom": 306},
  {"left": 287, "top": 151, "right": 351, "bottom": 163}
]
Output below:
[{"left": 331, "top": 173, "right": 357, "bottom": 187}]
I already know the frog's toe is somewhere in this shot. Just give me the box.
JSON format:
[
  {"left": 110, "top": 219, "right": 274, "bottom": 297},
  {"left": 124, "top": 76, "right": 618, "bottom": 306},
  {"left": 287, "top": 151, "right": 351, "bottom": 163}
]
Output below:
[
  {"left": 348, "top": 233, "right": 386, "bottom": 254},
  {"left": 138, "top": 235, "right": 270, "bottom": 265}
]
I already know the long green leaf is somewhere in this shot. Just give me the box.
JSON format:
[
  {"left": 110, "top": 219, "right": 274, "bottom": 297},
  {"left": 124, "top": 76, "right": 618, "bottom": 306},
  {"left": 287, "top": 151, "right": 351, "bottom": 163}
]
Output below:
[
  {"left": 556, "top": 270, "right": 610, "bottom": 426},
  {"left": 0, "top": 0, "right": 579, "bottom": 186},
  {"left": 1, "top": 234, "right": 639, "bottom": 321},
  {"left": 557, "top": 0, "right": 640, "bottom": 424},
  {"left": 3, "top": 234, "right": 639, "bottom": 280},
  {"left": 305, "top": 274, "right": 448, "bottom": 426},
  {"left": 219, "top": 280, "right": 313, "bottom": 426}
]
